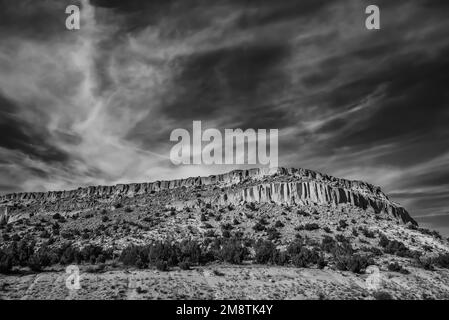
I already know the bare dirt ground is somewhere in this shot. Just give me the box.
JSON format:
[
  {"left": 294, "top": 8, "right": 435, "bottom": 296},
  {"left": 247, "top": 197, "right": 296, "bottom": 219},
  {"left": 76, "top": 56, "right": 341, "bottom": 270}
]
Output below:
[{"left": 1, "top": 263, "right": 449, "bottom": 300}]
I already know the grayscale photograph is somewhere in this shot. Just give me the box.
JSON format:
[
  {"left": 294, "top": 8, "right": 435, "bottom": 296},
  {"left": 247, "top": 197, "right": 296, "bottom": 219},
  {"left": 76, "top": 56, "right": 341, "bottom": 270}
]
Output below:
[{"left": 0, "top": 0, "right": 449, "bottom": 306}]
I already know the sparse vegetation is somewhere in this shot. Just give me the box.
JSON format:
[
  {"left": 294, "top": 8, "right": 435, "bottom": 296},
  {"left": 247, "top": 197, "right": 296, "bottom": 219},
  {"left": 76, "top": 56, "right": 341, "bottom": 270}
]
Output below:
[
  {"left": 338, "top": 219, "right": 348, "bottom": 229},
  {"left": 254, "top": 240, "right": 278, "bottom": 264},
  {"left": 359, "top": 227, "right": 376, "bottom": 238},
  {"left": 388, "top": 262, "right": 410, "bottom": 274},
  {"left": 274, "top": 220, "right": 284, "bottom": 228},
  {"left": 379, "top": 235, "right": 418, "bottom": 258},
  {"left": 304, "top": 223, "right": 319, "bottom": 231},
  {"left": 373, "top": 291, "right": 393, "bottom": 300}
]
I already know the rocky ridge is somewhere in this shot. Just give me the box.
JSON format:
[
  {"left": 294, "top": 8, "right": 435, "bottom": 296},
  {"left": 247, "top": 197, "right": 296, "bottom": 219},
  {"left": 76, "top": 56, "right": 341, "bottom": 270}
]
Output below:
[{"left": 0, "top": 167, "right": 415, "bottom": 225}]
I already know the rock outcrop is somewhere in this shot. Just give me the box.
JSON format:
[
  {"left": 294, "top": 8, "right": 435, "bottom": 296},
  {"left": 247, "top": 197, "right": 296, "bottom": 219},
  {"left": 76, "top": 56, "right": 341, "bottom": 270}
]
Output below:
[{"left": 0, "top": 167, "right": 416, "bottom": 225}]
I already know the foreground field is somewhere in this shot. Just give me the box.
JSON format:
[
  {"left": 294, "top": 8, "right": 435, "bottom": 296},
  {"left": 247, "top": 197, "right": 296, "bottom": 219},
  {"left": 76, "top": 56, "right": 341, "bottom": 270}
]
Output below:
[{"left": 1, "top": 263, "right": 449, "bottom": 300}]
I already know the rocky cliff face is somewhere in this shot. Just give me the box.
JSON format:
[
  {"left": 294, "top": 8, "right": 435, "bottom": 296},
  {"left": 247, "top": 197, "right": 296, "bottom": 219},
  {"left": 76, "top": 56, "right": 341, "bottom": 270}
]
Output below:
[
  {"left": 213, "top": 181, "right": 414, "bottom": 225},
  {"left": 0, "top": 167, "right": 416, "bottom": 225}
]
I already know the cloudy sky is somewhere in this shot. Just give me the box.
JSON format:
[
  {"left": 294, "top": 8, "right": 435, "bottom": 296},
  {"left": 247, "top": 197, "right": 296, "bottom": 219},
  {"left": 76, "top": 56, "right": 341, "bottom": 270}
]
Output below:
[{"left": 0, "top": 0, "right": 448, "bottom": 234}]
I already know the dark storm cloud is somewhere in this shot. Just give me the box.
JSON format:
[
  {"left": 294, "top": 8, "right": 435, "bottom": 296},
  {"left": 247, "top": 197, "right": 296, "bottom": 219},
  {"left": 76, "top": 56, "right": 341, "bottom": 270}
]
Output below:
[
  {"left": 1, "top": 0, "right": 449, "bottom": 234},
  {"left": 0, "top": 0, "right": 80, "bottom": 39},
  {"left": 235, "top": 0, "right": 334, "bottom": 28},
  {"left": 161, "top": 43, "right": 291, "bottom": 126},
  {"left": 0, "top": 94, "right": 69, "bottom": 163},
  {"left": 316, "top": 49, "right": 449, "bottom": 148}
]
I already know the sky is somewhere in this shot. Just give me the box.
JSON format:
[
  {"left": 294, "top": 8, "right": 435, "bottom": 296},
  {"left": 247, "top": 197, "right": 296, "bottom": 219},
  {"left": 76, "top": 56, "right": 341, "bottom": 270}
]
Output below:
[{"left": 0, "top": 0, "right": 448, "bottom": 235}]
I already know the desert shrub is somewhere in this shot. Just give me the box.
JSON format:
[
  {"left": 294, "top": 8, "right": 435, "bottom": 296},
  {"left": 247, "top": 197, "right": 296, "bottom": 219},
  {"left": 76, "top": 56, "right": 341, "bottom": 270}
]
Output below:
[
  {"left": 304, "top": 223, "right": 319, "bottom": 231},
  {"left": 28, "top": 253, "right": 43, "bottom": 271},
  {"left": 388, "top": 262, "right": 409, "bottom": 274},
  {"left": 59, "top": 243, "right": 82, "bottom": 265},
  {"left": 204, "top": 230, "right": 216, "bottom": 237},
  {"left": 379, "top": 235, "right": 417, "bottom": 258},
  {"left": 254, "top": 240, "right": 279, "bottom": 264},
  {"left": 291, "top": 247, "right": 320, "bottom": 268},
  {"left": 287, "top": 238, "right": 305, "bottom": 255},
  {"left": 52, "top": 213, "right": 61, "bottom": 220},
  {"left": 222, "top": 230, "right": 231, "bottom": 238},
  {"left": 142, "top": 216, "right": 154, "bottom": 223},
  {"left": 60, "top": 229, "right": 75, "bottom": 240},
  {"left": 320, "top": 236, "right": 336, "bottom": 253},
  {"left": 244, "top": 212, "right": 254, "bottom": 219},
  {"left": 243, "top": 238, "right": 254, "bottom": 247},
  {"left": 28, "top": 244, "right": 56, "bottom": 271},
  {"left": 246, "top": 202, "right": 257, "bottom": 211},
  {"left": 317, "top": 254, "right": 327, "bottom": 269},
  {"left": 219, "top": 239, "right": 248, "bottom": 264},
  {"left": 373, "top": 291, "right": 393, "bottom": 300},
  {"left": 326, "top": 239, "right": 373, "bottom": 273},
  {"left": 0, "top": 248, "right": 13, "bottom": 273},
  {"left": 274, "top": 220, "right": 284, "bottom": 228},
  {"left": 155, "top": 260, "right": 169, "bottom": 271},
  {"left": 359, "top": 227, "right": 376, "bottom": 238},
  {"left": 11, "top": 240, "right": 36, "bottom": 267},
  {"left": 266, "top": 227, "right": 281, "bottom": 241},
  {"left": 119, "top": 245, "right": 149, "bottom": 268},
  {"left": 338, "top": 219, "right": 348, "bottom": 229},
  {"left": 101, "top": 216, "right": 109, "bottom": 223},
  {"left": 335, "top": 253, "right": 373, "bottom": 274},
  {"left": 272, "top": 250, "right": 289, "bottom": 266},
  {"left": 379, "top": 234, "right": 389, "bottom": 247},
  {"left": 362, "top": 246, "right": 383, "bottom": 256},
  {"left": 232, "top": 218, "right": 240, "bottom": 225},
  {"left": 335, "top": 234, "right": 350, "bottom": 244},
  {"left": 178, "top": 240, "right": 202, "bottom": 264},
  {"left": 148, "top": 241, "right": 179, "bottom": 267},
  {"left": 221, "top": 223, "right": 233, "bottom": 231},
  {"left": 179, "top": 261, "right": 191, "bottom": 270},
  {"left": 387, "top": 262, "right": 402, "bottom": 272},
  {"left": 114, "top": 202, "right": 123, "bottom": 209},
  {"left": 11, "top": 234, "right": 20, "bottom": 242},
  {"left": 80, "top": 244, "right": 112, "bottom": 264},
  {"left": 253, "top": 222, "right": 266, "bottom": 232},
  {"left": 297, "top": 210, "right": 310, "bottom": 217}
]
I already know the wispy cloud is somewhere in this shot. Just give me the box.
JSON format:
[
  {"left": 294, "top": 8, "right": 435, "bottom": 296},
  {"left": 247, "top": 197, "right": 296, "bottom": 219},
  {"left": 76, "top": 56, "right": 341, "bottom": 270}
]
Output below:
[{"left": 1, "top": 0, "right": 449, "bottom": 234}]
